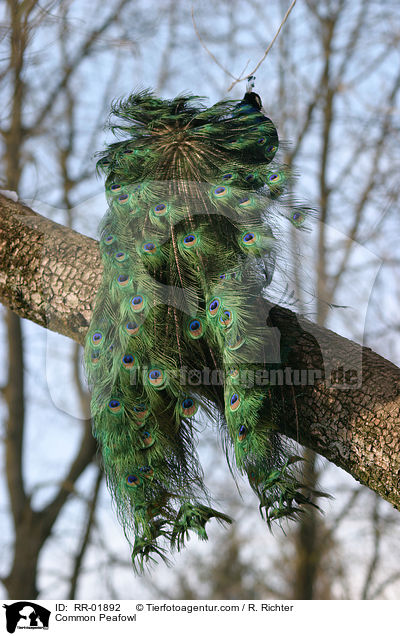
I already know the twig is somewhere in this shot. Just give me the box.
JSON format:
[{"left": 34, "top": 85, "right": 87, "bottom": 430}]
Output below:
[
  {"left": 191, "top": 6, "right": 236, "bottom": 81},
  {"left": 191, "top": 1, "right": 297, "bottom": 92},
  {"left": 228, "top": 0, "right": 297, "bottom": 91}
]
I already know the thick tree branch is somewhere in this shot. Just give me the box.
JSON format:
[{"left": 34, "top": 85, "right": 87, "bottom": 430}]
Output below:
[
  {"left": 0, "top": 194, "right": 100, "bottom": 341},
  {"left": 1, "top": 194, "right": 399, "bottom": 512}
]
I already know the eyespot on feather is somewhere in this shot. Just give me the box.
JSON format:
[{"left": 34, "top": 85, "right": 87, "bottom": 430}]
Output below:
[
  {"left": 213, "top": 185, "right": 229, "bottom": 198},
  {"left": 291, "top": 210, "right": 306, "bottom": 227},
  {"left": 138, "top": 465, "right": 154, "bottom": 479},
  {"left": 125, "top": 321, "right": 140, "bottom": 336},
  {"left": 133, "top": 403, "right": 149, "bottom": 420},
  {"left": 90, "top": 350, "right": 100, "bottom": 364},
  {"left": 180, "top": 397, "right": 198, "bottom": 417},
  {"left": 188, "top": 318, "right": 204, "bottom": 339},
  {"left": 117, "top": 193, "right": 129, "bottom": 204},
  {"left": 241, "top": 231, "right": 257, "bottom": 246},
  {"left": 108, "top": 398, "right": 122, "bottom": 414},
  {"left": 131, "top": 295, "right": 145, "bottom": 312},
  {"left": 208, "top": 297, "right": 221, "bottom": 317},
  {"left": 219, "top": 309, "right": 233, "bottom": 328},
  {"left": 147, "top": 368, "right": 166, "bottom": 389},
  {"left": 141, "top": 430, "right": 154, "bottom": 447},
  {"left": 238, "top": 425, "right": 247, "bottom": 441},
  {"left": 126, "top": 474, "right": 141, "bottom": 487},
  {"left": 114, "top": 251, "right": 128, "bottom": 263},
  {"left": 238, "top": 196, "right": 254, "bottom": 208},
  {"left": 91, "top": 331, "right": 103, "bottom": 346},
  {"left": 182, "top": 234, "right": 197, "bottom": 248},
  {"left": 121, "top": 353, "right": 136, "bottom": 369},
  {"left": 153, "top": 203, "right": 168, "bottom": 216},
  {"left": 142, "top": 241, "right": 157, "bottom": 254},
  {"left": 117, "top": 273, "right": 130, "bottom": 287},
  {"left": 229, "top": 393, "right": 241, "bottom": 412}
]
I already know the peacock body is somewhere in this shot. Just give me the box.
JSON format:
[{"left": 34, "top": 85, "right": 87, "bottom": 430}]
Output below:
[{"left": 85, "top": 88, "right": 320, "bottom": 570}]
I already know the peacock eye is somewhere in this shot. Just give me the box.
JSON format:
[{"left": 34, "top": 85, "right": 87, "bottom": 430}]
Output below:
[
  {"left": 243, "top": 232, "right": 256, "bottom": 244},
  {"left": 91, "top": 331, "right": 103, "bottom": 344},
  {"left": 183, "top": 234, "right": 197, "bottom": 247},
  {"left": 291, "top": 210, "right": 305, "bottom": 226},
  {"left": 134, "top": 403, "right": 146, "bottom": 413},
  {"left": 118, "top": 193, "right": 129, "bottom": 203},
  {"left": 114, "top": 251, "right": 127, "bottom": 262},
  {"left": 123, "top": 149, "right": 134, "bottom": 155},
  {"left": 143, "top": 242, "right": 156, "bottom": 253},
  {"left": 245, "top": 174, "right": 255, "bottom": 182},
  {"left": 268, "top": 173, "right": 279, "bottom": 182},
  {"left": 121, "top": 354, "right": 135, "bottom": 369},
  {"left": 126, "top": 474, "right": 140, "bottom": 487},
  {"left": 239, "top": 197, "right": 250, "bottom": 206},
  {"left": 180, "top": 396, "right": 198, "bottom": 417},
  {"left": 125, "top": 321, "right": 140, "bottom": 335},
  {"left": 154, "top": 203, "right": 167, "bottom": 215},
  {"left": 117, "top": 274, "right": 129, "bottom": 286},
  {"left": 188, "top": 318, "right": 203, "bottom": 339},
  {"left": 219, "top": 309, "right": 232, "bottom": 327},
  {"left": 266, "top": 145, "right": 277, "bottom": 153},
  {"left": 110, "top": 184, "right": 121, "bottom": 192},
  {"left": 229, "top": 392, "right": 241, "bottom": 411},
  {"left": 222, "top": 173, "right": 233, "bottom": 180},
  {"left": 108, "top": 399, "right": 122, "bottom": 413},
  {"left": 104, "top": 235, "right": 115, "bottom": 245},
  {"left": 208, "top": 298, "right": 220, "bottom": 316},
  {"left": 238, "top": 425, "right": 247, "bottom": 440},
  {"left": 141, "top": 431, "right": 154, "bottom": 447},
  {"left": 91, "top": 350, "right": 100, "bottom": 363},
  {"left": 131, "top": 295, "right": 145, "bottom": 311},
  {"left": 214, "top": 186, "right": 227, "bottom": 197},
  {"left": 148, "top": 368, "right": 165, "bottom": 388},
  {"left": 257, "top": 137, "right": 266, "bottom": 145},
  {"left": 139, "top": 465, "right": 154, "bottom": 478}
]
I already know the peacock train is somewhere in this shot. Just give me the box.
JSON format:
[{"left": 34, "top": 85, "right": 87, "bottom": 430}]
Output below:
[{"left": 85, "top": 86, "right": 324, "bottom": 571}]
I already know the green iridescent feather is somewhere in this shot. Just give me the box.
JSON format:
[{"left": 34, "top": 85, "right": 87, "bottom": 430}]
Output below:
[{"left": 85, "top": 88, "right": 322, "bottom": 571}]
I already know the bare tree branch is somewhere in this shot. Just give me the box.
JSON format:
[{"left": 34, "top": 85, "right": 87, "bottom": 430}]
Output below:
[{"left": 1, "top": 194, "right": 399, "bottom": 515}]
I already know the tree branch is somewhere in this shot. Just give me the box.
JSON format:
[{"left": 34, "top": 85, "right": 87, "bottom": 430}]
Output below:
[{"left": 1, "top": 195, "right": 399, "bottom": 512}]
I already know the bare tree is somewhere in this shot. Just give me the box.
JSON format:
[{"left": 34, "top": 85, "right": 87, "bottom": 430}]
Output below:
[{"left": 0, "top": 0, "right": 399, "bottom": 600}]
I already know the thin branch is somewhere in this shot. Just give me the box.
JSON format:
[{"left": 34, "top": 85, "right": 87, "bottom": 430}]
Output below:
[
  {"left": 68, "top": 468, "right": 103, "bottom": 600},
  {"left": 191, "top": 1, "right": 297, "bottom": 92},
  {"left": 191, "top": 6, "right": 236, "bottom": 81},
  {"left": 226, "top": 0, "right": 297, "bottom": 91}
]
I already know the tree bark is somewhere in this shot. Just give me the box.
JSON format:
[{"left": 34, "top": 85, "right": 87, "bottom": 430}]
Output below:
[{"left": 0, "top": 194, "right": 399, "bottom": 513}]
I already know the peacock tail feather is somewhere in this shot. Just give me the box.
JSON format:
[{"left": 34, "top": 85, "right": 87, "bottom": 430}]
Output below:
[{"left": 85, "top": 88, "right": 322, "bottom": 571}]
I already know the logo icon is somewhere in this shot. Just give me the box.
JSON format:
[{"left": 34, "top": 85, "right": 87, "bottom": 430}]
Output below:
[{"left": 2, "top": 602, "right": 50, "bottom": 633}]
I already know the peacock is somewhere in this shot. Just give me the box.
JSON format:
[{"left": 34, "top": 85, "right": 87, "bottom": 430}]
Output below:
[{"left": 85, "top": 85, "right": 324, "bottom": 571}]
